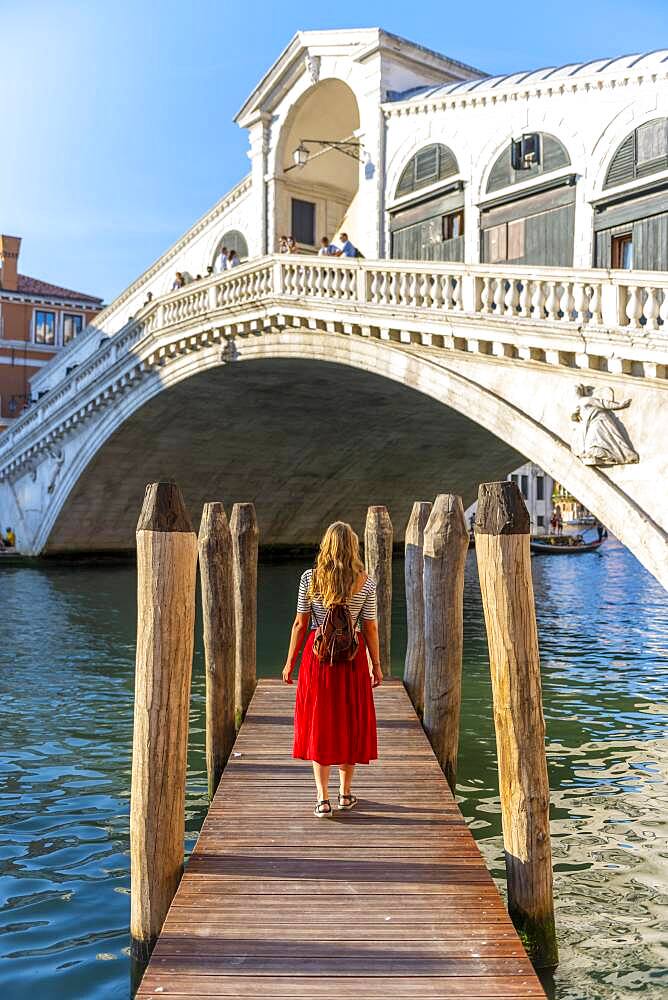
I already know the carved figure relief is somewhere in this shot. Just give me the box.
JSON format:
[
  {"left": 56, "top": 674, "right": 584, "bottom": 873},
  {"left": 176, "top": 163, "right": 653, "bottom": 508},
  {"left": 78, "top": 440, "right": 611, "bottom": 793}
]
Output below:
[
  {"left": 46, "top": 446, "right": 65, "bottom": 494},
  {"left": 221, "top": 337, "right": 239, "bottom": 364},
  {"left": 305, "top": 54, "right": 321, "bottom": 85},
  {"left": 571, "top": 384, "right": 639, "bottom": 466}
]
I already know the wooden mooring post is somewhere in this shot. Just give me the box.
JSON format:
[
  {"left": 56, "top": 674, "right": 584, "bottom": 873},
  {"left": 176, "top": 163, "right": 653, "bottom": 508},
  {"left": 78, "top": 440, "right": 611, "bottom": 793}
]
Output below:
[
  {"left": 130, "top": 482, "right": 197, "bottom": 966},
  {"left": 198, "top": 502, "right": 236, "bottom": 800},
  {"left": 474, "top": 480, "right": 558, "bottom": 969},
  {"left": 230, "top": 502, "right": 258, "bottom": 726},
  {"left": 403, "top": 500, "right": 432, "bottom": 715},
  {"left": 422, "top": 494, "right": 469, "bottom": 792},
  {"left": 364, "top": 505, "right": 393, "bottom": 675}
]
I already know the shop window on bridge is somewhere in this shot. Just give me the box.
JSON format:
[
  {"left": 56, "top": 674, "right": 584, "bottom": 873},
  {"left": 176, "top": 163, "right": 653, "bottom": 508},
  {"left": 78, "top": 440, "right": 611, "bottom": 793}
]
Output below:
[
  {"left": 390, "top": 144, "right": 464, "bottom": 262},
  {"left": 594, "top": 118, "right": 668, "bottom": 272},
  {"left": 480, "top": 133, "right": 575, "bottom": 267}
]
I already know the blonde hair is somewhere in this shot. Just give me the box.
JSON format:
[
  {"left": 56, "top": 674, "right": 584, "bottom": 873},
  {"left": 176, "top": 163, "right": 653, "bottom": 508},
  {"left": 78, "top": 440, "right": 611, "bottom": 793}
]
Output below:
[{"left": 308, "top": 521, "right": 364, "bottom": 608}]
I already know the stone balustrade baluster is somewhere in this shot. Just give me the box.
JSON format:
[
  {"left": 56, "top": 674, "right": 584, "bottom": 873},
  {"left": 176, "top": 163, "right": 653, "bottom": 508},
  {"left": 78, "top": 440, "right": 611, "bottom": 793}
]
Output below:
[
  {"left": 625, "top": 285, "right": 643, "bottom": 330},
  {"left": 559, "top": 282, "right": 575, "bottom": 322},
  {"left": 390, "top": 271, "right": 399, "bottom": 306},
  {"left": 588, "top": 283, "right": 602, "bottom": 324},
  {"left": 531, "top": 280, "right": 546, "bottom": 320},
  {"left": 418, "top": 272, "right": 429, "bottom": 308},
  {"left": 643, "top": 287, "right": 660, "bottom": 332},
  {"left": 659, "top": 288, "right": 668, "bottom": 330},
  {"left": 545, "top": 281, "right": 560, "bottom": 321},
  {"left": 369, "top": 270, "right": 379, "bottom": 304},
  {"left": 518, "top": 280, "right": 531, "bottom": 318},
  {"left": 493, "top": 276, "right": 505, "bottom": 315},
  {"left": 432, "top": 272, "right": 444, "bottom": 310},
  {"left": 408, "top": 272, "right": 417, "bottom": 307},
  {"left": 573, "top": 282, "right": 588, "bottom": 324},
  {"left": 399, "top": 271, "right": 409, "bottom": 306},
  {"left": 451, "top": 275, "right": 463, "bottom": 311},
  {"left": 480, "top": 276, "right": 494, "bottom": 314},
  {"left": 504, "top": 278, "right": 520, "bottom": 317}
]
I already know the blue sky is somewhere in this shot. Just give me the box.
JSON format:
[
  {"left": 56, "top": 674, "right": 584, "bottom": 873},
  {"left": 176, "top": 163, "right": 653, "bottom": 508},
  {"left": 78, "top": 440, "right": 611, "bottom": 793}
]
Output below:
[{"left": 2, "top": 0, "right": 667, "bottom": 302}]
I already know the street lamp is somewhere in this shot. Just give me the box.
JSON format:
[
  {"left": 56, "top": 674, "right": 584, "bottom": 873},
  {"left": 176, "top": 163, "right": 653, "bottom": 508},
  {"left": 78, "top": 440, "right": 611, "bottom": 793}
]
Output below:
[
  {"left": 293, "top": 143, "right": 310, "bottom": 168},
  {"left": 287, "top": 138, "right": 364, "bottom": 171}
]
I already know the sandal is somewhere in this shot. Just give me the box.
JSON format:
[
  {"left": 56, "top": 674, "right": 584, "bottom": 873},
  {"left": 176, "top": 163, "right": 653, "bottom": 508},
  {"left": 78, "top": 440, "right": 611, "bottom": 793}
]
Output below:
[
  {"left": 338, "top": 793, "right": 358, "bottom": 811},
  {"left": 314, "top": 799, "right": 332, "bottom": 818}
]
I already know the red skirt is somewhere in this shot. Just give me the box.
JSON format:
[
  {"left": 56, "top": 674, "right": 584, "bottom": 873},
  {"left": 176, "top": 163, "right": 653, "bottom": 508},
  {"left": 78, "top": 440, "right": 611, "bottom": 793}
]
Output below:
[{"left": 293, "top": 631, "right": 378, "bottom": 765}]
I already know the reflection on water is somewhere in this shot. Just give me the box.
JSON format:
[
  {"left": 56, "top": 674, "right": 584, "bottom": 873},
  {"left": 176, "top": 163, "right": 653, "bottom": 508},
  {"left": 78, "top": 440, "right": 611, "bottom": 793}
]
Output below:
[{"left": 0, "top": 536, "right": 666, "bottom": 999}]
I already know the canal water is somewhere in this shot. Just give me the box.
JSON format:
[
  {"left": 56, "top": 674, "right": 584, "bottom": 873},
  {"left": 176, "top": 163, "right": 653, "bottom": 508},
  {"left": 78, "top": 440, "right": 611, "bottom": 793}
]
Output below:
[{"left": 0, "top": 536, "right": 666, "bottom": 999}]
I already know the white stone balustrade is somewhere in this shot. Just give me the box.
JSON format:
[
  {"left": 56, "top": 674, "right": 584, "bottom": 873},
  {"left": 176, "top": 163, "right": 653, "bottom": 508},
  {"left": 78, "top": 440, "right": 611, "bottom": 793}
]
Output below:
[{"left": 2, "top": 254, "right": 668, "bottom": 468}]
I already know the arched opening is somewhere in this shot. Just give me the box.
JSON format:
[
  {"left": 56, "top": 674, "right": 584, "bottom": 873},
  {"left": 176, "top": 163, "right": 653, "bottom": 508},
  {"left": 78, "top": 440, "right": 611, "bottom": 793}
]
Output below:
[
  {"left": 594, "top": 118, "right": 668, "bottom": 271},
  {"left": 480, "top": 132, "right": 575, "bottom": 267},
  {"left": 390, "top": 144, "right": 464, "bottom": 262},
  {"left": 44, "top": 358, "right": 522, "bottom": 552},
  {"left": 275, "top": 80, "right": 361, "bottom": 252},
  {"left": 212, "top": 230, "right": 249, "bottom": 269}
]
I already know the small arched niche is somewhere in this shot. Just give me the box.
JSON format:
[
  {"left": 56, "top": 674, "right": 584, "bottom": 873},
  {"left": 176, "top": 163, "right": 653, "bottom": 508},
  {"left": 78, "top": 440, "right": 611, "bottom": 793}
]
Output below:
[{"left": 212, "top": 231, "right": 249, "bottom": 268}]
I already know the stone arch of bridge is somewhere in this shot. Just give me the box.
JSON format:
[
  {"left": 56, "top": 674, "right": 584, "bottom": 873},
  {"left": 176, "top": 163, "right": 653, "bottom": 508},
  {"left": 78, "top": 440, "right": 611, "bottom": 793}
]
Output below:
[{"left": 36, "top": 331, "right": 667, "bottom": 588}]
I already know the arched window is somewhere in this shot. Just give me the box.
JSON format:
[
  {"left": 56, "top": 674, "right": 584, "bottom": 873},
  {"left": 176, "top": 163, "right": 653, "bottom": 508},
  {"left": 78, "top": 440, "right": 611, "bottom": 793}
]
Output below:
[
  {"left": 396, "top": 144, "right": 459, "bottom": 198},
  {"left": 486, "top": 134, "right": 571, "bottom": 193},
  {"left": 213, "top": 230, "right": 249, "bottom": 264},
  {"left": 605, "top": 118, "right": 668, "bottom": 188}
]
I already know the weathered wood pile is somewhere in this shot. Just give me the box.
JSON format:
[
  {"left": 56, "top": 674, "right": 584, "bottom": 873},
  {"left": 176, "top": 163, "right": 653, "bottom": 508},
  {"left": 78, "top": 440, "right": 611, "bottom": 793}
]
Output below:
[{"left": 129, "top": 478, "right": 557, "bottom": 989}]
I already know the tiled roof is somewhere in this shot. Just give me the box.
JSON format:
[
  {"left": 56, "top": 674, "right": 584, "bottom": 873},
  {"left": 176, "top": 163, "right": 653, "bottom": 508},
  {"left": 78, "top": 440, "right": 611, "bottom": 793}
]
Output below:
[
  {"left": 386, "top": 49, "right": 668, "bottom": 103},
  {"left": 12, "top": 273, "right": 103, "bottom": 304}
]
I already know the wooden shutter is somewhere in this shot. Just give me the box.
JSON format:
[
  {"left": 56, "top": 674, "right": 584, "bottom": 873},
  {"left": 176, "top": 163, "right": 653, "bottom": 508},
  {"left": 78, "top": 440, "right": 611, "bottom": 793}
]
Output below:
[
  {"left": 507, "top": 219, "right": 525, "bottom": 260},
  {"left": 605, "top": 133, "right": 636, "bottom": 188},
  {"left": 487, "top": 224, "right": 507, "bottom": 263}
]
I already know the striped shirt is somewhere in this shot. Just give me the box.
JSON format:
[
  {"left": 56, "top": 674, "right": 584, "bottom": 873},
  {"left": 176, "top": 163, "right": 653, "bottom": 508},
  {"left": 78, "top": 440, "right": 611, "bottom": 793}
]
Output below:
[{"left": 297, "top": 569, "right": 377, "bottom": 629}]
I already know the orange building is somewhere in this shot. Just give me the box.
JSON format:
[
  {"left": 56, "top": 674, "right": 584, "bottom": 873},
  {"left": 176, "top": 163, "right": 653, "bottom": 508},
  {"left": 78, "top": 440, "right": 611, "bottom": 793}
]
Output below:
[{"left": 0, "top": 234, "right": 103, "bottom": 432}]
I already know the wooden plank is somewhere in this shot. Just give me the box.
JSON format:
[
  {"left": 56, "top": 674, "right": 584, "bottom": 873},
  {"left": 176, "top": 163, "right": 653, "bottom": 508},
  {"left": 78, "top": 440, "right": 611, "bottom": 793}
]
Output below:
[{"left": 136, "top": 679, "right": 545, "bottom": 999}]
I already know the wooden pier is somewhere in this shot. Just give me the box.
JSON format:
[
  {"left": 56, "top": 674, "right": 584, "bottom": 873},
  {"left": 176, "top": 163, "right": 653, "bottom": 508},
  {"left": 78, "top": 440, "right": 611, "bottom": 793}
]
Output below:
[{"left": 136, "top": 678, "right": 545, "bottom": 999}]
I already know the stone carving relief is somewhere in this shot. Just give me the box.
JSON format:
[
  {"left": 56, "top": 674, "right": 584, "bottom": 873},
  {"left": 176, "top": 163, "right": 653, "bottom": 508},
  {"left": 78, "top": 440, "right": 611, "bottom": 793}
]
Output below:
[
  {"left": 221, "top": 337, "right": 239, "bottom": 364},
  {"left": 571, "top": 384, "right": 639, "bottom": 466},
  {"left": 305, "top": 53, "right": 321, "bottom": 85},
  {"left": 46, "top": 446, "right": 66, "bottom": 494}
]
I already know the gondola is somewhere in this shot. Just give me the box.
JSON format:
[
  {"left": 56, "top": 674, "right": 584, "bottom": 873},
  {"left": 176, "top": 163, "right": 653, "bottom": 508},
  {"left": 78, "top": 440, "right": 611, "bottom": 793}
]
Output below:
[{"left": 530, "top": 533, "right": 604, "bottom": 555}]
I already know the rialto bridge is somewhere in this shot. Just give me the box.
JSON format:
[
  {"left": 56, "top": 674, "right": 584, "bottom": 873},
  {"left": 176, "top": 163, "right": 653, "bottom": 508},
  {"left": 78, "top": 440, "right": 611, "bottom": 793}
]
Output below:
[
  {"left": 1, "top": 29, "right": 668, "bottom": 587},
  {"left": 1, "top": 254, "right": 667, "bottom": 589}
]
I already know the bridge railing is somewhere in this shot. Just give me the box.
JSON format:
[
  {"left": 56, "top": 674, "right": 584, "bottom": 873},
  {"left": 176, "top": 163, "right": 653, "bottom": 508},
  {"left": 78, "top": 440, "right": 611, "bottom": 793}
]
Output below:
[
  {"left": 1, "top": 254, "right": 668, "bottom": 464},
  {"left": 273, "top": 256, "right": 668, "bottom": 332}
]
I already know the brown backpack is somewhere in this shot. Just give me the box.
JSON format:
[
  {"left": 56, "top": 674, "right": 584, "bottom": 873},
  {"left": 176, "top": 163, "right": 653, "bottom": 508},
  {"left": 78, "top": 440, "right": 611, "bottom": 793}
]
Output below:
[{"left": 312, "top": 602, "right": 362, "bottom": 665}]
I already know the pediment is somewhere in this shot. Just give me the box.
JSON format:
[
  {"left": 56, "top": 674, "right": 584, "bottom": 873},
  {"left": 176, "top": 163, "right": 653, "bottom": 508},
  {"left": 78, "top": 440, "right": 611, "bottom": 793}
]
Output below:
[{"left": 235, "top": 28, "right": 484, "bottom": 127}]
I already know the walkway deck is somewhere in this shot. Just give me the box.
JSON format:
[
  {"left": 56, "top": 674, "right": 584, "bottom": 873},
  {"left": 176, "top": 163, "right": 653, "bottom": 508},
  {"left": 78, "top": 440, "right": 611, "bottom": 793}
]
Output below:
[{"left": 136, "top": 678, "right": 546, "bottom": 998}]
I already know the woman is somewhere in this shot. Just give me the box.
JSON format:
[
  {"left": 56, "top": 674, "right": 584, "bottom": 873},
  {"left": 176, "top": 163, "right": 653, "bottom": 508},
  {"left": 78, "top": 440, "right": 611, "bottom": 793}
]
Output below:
[{"left": 282, "top": 522, "right": 382, "bottom": 818}]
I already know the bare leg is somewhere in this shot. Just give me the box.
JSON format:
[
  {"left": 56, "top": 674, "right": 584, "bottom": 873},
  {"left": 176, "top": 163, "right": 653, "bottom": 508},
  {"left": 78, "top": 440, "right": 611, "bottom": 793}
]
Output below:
[
  {"left": 339, "top": 764, "right": 355, "bottom": 797},
  {"left": 312, "top": 762, "right": 331, "bottom": 803}
]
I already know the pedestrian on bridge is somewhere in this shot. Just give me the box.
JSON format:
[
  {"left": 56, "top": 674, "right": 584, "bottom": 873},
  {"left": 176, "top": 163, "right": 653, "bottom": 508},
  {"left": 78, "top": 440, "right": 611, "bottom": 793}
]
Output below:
[
  {"left": 334, "top": 232, "right": 363, "bottom": 258},
  {"left": 282, "top": 521, "right": 382, "bottom": 818}
]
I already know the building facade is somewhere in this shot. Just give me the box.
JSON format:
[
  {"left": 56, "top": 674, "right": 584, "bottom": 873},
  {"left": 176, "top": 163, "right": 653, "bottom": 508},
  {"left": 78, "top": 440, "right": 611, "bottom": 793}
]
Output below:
[
  {"left": 465, "top": 462, "right": 555, "bottom": 536},
  {"left": 0, "top": 235, "right": 103, "bottom": 431}
]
